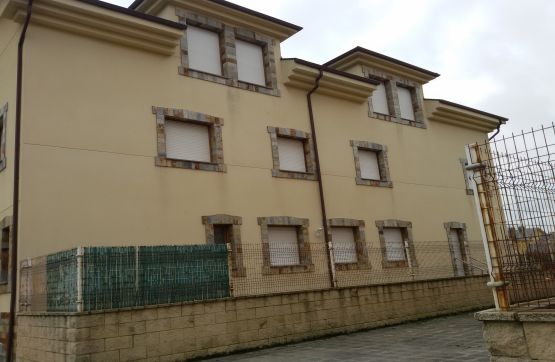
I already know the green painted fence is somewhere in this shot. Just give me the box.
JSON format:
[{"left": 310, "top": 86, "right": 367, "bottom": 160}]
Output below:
[{"left": 45, "top": 245, "right": 230, "bottom": 312}]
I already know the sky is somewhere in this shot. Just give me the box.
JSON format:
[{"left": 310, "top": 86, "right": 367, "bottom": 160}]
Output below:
[{"left": 110, "top": 0, "right": 555, "bottom": 139}]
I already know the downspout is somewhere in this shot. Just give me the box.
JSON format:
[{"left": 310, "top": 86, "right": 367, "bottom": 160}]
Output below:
[
  {"left": 488, "top": 120, "right": 503, "bottom": 141},
  {"left": 307, "top": 69, "right": 337, "bottom": 288},
  {"left": 7, "top": 0, "right": 34, "bottom": 361}
]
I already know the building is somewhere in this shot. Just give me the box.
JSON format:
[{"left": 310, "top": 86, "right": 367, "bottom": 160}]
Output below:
[{"left": 0, "top": 0, "right": 506, "bottom": 360}]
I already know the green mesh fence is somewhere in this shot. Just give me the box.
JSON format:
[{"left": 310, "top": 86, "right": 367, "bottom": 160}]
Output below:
[
  {"left": 44, "top": 245, "right": 230, "bottom": 312},
  {"left": 46, "top": 249, "right": 78, "bottom": 312}
]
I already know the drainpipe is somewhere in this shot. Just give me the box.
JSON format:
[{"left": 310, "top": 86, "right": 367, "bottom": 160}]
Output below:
[
  {"left": 7, "top": 0, "right": 34, "bottom": 360},
  {"left": 306, "top": 69, "right": 337, "bottom": 288},
  {"left": 488, "top": 120, "right": 503, "bottom": 141}
]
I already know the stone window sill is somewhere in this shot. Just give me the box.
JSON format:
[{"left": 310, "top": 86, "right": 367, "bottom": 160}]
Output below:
[
  {"left": 0, "top": 283, "right": 9, "bottom": 294},
  {"left": 335, "top": 262, "right": 371, "bottom": 271},
  {"left": 355, "top": 178, "right": 393, "bottom": 188},
  {"left": 155, "top": 157, "right": 226, "bottom": 172},
  {"left": 272, "top": 169, "right": 317, "bottom": 181},
  {"left": 262, "top": 263, "right": 315, "bottom": 275},
  {"left": 383, "top": 260, "right": 409, "bottom": 268}
]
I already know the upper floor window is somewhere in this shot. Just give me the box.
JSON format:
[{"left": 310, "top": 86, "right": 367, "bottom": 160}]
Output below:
[
  {"left": 186, "top": 26, "right": 222, "bottom": 76},
  {"left": 177, "top": 9, "right": 279, "bottom": 96},
  {"left": 0, "top": 103, "right": 7, "bottom": 172},
  {"left": 153, "top": 106, "right": 225, "bottom": 173},
  {"left": 267, "top": 127, "right": 317, "bottom": 181},
  {"left": 397, "top": 86, "right": 415, "bottom": 121},
  {"left": 371, "top": 82, "right": 390, "bottom": 116},
  {"left": 351, "top": 140, "right": 392, "bottom": 187},
  {"left": 236, "top": 39, "right": 266, "bottom": 86}
]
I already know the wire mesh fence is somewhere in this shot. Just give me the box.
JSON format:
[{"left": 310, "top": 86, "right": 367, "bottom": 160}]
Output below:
[
  {"left": 19, "top": 240, "right": 486, "bottom": 313},
  {"left": 467, "top": 124, "right": 555, "bottom": 309}
]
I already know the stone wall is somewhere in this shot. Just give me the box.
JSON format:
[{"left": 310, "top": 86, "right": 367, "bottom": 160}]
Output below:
[
  {"left": 476, "top": 308, "right": 555, "bottom": 362},
  {"left": 16, "top": 276, "right": 491, "bottom": 362}
]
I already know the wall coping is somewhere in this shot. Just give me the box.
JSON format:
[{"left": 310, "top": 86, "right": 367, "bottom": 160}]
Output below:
[{"left": 475, "top": 307, "right": 555, "bottom": 322}]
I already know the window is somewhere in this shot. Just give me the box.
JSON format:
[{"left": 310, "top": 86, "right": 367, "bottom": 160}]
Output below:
[
  {"left": 358, "top": 150, "right": 380, "bottom": 181},
  {"left": 383, "top": 228, "right": 406, "bottom": 262},
  {"left": 397, "top": 86, "right": 415, "bottom": 121},
  {"left": 165, "top": 121, "right": 211, "bottom": 163},
  {"left": 268, "top": 127, "right": 317, "bottom": 181},
  {"left": 351, "top": 141, "right": 392, "bottom": 187},
  {"left": 376, "top": 220, "right": 417, "bottom": 268},
  {"left": 331, "top": 227, "right": 357, "bottom": 264},
  {"left": 268, "top": 226, "right": 300, "bottom": 266},
  {"left": 186, "top": 26, "right": 222, "bottom": 76},
  {"left": 0, "top": 216, "right": 11, "bottom": 292},
  {"left": 329, "top": 218, "right": 370, "bottom": 270},
  {"left": 277, "top": 137, "right": 306, "bottom": 173},
  {"left": 0, "top": 103, "right": 7, "bottom": 172},
  {"left": 154, "top": 107, "right": 225, "bottom": 172},
  {"left": 0, "top": 227, "right": 8, "bottom": 284},
  {"left": 236, "top": 39, "right": 266, "bottom": 86},
  {"left": 203, "top": 215, "right": 245, "bottom": 277},
  {"left": 444, "top": 222, "right": 471, "bottom": 277},
  {"left": 371, "top": 82, "right": 390, "bottom": 115},
  {"left": 177, "top": 10, "right": 279, "bottom": 96},
  {"left": 258, "top": 216, "right": 314, "bottom": 274}
]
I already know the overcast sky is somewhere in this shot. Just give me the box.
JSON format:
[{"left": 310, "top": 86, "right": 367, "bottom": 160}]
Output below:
[{"left": 110, "top": 0, "right": 555, "bottom": 139}]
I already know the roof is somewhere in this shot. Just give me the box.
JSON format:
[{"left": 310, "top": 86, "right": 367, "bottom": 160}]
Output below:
[
  {"left": 284, "top": 58, "right": 380, "bottom": 86},
  {"left": 426, "top": 99, "right": 508, "bottom": 123},
  {"left": 324, "top": 46, "right": 439, "bottom": 78},
  {"left": 129, "top": 0, "right": 302, "bottom": 32},
  {"left": 77, "top": 0, "right": 186, "bottom": 29}
]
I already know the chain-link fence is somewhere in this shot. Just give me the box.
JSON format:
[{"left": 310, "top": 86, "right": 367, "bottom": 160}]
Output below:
[
  {"left": 20, "top": 240, "right": 486, "bottom": 313},
  {"left": 467, "top": 125, "right": 555, "bottom": 310}
]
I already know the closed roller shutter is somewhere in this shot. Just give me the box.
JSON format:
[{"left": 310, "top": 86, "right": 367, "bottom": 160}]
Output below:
[
  {"left": 165, "top": 120, "right": 211, "bottom": 163},
  {"left": 359, "top": 150, "right": 381, "bottom": 180},
  {"left": 268, "top": 226, "right": 300, "bottom": 266},
  {"left": 372, "top": 82, "right": 389, "bottom": 115},
  {"left": 187, "top": 26, "right": 222, "bottom": 76},
  {"left": 236, "top": 39, "right": 266, "bottom": 86},
  {"left": 383, "top": 228, "right": 406, "bottom": 261},
  {"left": 278, "top": 137, "right": 307, "bottom": 172},
  {"left": 398, "top": 87, "right": 415, "bottom": 121},
  {"left": 331, "top": 227, "right": 357, "bottom": 264}
]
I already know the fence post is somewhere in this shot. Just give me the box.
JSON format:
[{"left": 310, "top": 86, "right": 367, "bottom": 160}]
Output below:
[
  {"left": 76, "top": 247, "right": 84, "bottom": 313},
  {"left": 226, "top": 243, "right": 234, "bottom": 297},
  {"left": 466, "top": 144, "right": 509, "bottom": 310}
]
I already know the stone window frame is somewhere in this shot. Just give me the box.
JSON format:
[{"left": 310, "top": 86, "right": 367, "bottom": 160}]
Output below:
[
  {"left": 375, "top": 219, "right": 418, "bottom": 269},
  {"left": 202, "top": 214, "right": 246, "bottom": 277},
  {"left": 443, "top": 221, "right": 472, "bottom": 276},
  {"left": 328, "top": 218, "right": 370, "bottom": 271},
  {"left": 0, "top": 103, "right": 7, "bottom": 172},
  {"left": 176, "top": 8, "right": 279, "bottom": 97},
  {"left": 257, "top": 216, "right": 314, "bottom": 275},
  {"left": 267, "top": 127, "right": 317, "bottom": 181},
  {"left": 364, "top": 68, "right": 426, "bottom": 129},
  {"left": 153, "top": 106, "right": 226, "bottom": 173},
  {"left": 0, "top": 216, "right": 12, "bottom": 294},
  {"left": 350, "top": 140, "right": 392, "bottom": 187},
  {"left": 460, "top": 158, "right": 474, "bottom": 195}
]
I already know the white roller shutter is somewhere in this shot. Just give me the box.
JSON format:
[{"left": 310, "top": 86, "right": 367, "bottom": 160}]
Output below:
[
  {"left": 331, "top": 228, "right": 357, "bottom": 264},
  {"left": 268, "top": 226, "right": 300, "bottom": 266},
  {"left": 372, "top": 82, "right": 389, "bottom": 115},
  {"left": 398, "top": 87, "right": 415, "bottom": 121},
  {"left": 359, "top": 150, "right": 381, "bottom": 180},
  {"left": 187, "top": 26, "right": 222, "bottom": 76},
  {"left": 236, "top": 39, "right": 266, "bottom": 86},
  {"left": 383, "top": 228, "right": 406, "bottom": 261},
  {"left": 277, "top": 137, "right": 306, "bottom": 172},
  {"left": 165, "top": 120, "right": 211, "bottom": 163}
]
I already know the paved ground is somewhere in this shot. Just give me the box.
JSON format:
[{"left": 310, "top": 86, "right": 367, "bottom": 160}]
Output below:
[{"left": 202, "top": 313, "right": 488, "bottom": 362}]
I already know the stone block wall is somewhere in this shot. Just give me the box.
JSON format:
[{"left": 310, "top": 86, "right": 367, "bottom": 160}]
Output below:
[
  {"left": 16, "top": 276, "right": 491, "bottom": 362},
  {"left": 476, "top": 308, "right": 555, "bottom": 362}
]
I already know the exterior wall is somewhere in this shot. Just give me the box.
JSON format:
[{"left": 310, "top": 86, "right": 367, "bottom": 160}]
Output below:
[
  {"left": 0, "top": 16, "right": 20, "bottom": 312},
  {"left": 16, "top": 276, "right": 492, "bottom": 362},
  {"left": 476, "top": 309, "right": 555, "bottom": 362}
]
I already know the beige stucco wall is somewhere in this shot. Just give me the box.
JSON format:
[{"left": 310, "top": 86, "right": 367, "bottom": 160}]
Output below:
[{"left": 0, "top": 4, "right": 494, "bottom": 312}]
